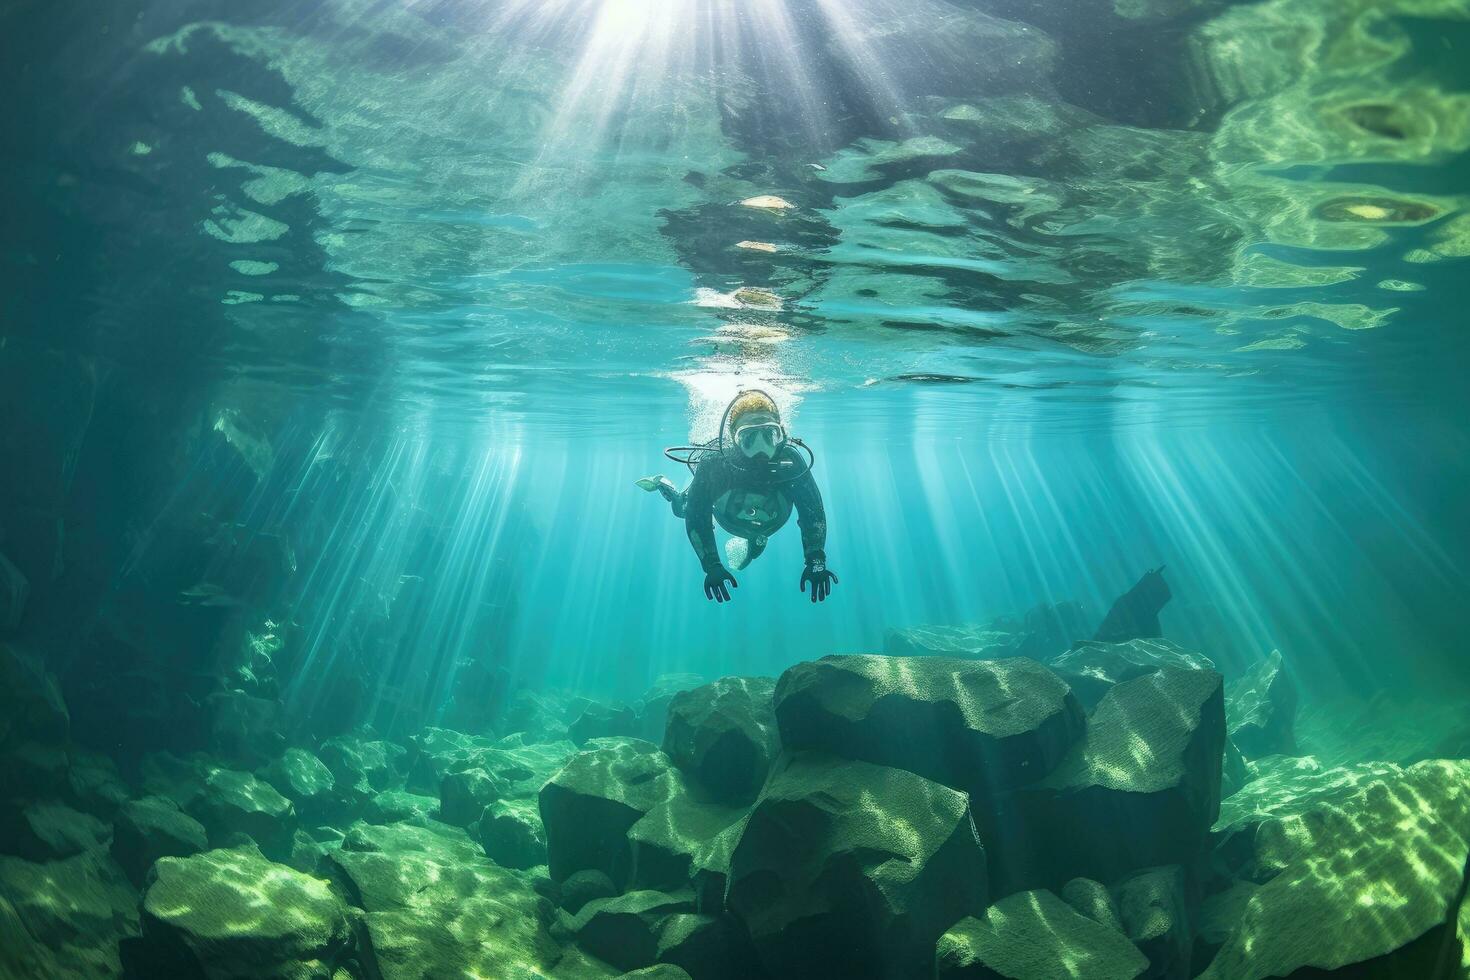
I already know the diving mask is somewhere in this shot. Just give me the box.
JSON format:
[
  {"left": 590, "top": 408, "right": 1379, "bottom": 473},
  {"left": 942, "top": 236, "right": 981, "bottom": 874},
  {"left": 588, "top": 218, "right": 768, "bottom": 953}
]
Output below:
[{"left": 734, "top": 420, "right": 786, "bottom": 459}]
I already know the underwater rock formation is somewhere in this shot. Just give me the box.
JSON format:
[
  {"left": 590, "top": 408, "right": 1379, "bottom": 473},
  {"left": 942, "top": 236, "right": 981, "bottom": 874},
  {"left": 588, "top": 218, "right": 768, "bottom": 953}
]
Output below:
[
  {"left": 775, "top": 654, "right": 1084, "bottom": 813},
  {"left": 1204, "top": 759, "right": 1470, "bottom": 978},
  {"left": 936, "top": 889, "right": 1148, "bottom": 980},
  {"left": 1224, "top": 649, "right": 1298, "bottom": 759},
  {"left": 661, "top": 676, "right": 779, "bottom": 806},
  {"left": 1094, "top": 567, "right": 1173, "bottom": 643},
  {"left": 727, "top": 751, "right": 989, "bottom": 979}
]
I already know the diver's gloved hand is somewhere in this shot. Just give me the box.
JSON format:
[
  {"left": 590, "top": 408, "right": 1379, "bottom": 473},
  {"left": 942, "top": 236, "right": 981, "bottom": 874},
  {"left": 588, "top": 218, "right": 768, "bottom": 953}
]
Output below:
[
  {"left": 703, "top": 566, "right": 738, "bottom": 603},
  {"left": 799, "top": 560, "right": 838, "bottom": 603}
]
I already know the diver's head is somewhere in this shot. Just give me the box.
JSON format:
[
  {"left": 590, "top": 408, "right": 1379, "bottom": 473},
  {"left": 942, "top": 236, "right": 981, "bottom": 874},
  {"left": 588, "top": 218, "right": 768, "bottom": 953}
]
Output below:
[{"left": 727, "top": 390, "right": 786, "bottom": 461}]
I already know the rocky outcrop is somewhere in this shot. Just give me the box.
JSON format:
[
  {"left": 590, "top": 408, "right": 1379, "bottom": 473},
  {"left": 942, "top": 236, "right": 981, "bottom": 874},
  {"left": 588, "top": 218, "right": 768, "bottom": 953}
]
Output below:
[
  {"left": 1201, "top": 759, "right": 1470, "bottom": 979},
  {"left": 0, "top": 799, "right": 109, "bottom": 860},
  {"left": 1007, "top": 664, "right": 1224, "bottom": 889},
  {"left": 1225, "top": 650, "right": 1297, "bottom": 760},
  {"left": 0, "top": 850, "right": 139, "bottom": 978},
  {"left": 477, "top": 798, "right": 546, "bottom": 870},
  {"left": 1112, "top": 865, "right": 1192, "bottom": 980},
  {"left": 662, "top": 676, "right": 779, "bottom": 806},
  {"left": 936, "top": 889, "right": 1148, "bottom": 979},
  {"left": 540, "top": 738, "right": 680, "bottom": 888},
  {"left": 726, "top": 751, "right": 988, "bottom": 979},
  {"left": 1050, "top": 638, "right": 1215, "bottom": 711},
  {"left": 111, "top": 796, "right": 209, "bottom": 887},
  {"left": 132, "top": 845, "right": 353, "bottom": 979},
  {"left": 883, "top": 624, "right": 1024, "bottom": 659},
  {"left": 186, "top": 767, "right": 297, "bottom": 860},
  {"left": 774, "top": 655, "right": 1084, "bottom": 813}
]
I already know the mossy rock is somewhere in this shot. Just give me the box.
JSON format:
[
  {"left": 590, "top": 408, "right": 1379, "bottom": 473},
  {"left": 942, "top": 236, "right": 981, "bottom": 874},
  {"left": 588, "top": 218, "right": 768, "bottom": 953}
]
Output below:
[
  {"left": 1050, "top": 639, "right": 1215, "bottom": 711},
  {"left": 477, "top": 797, "right": 546, "bottom": 870},
  {"left": 0, "top": 849, "right": 139, "bottom": 976},
  {"left": 662, "top": 676, "right": 779, "bottom": 806},
  {"left": 258, "top": 748, "right": 336, "bottom": 820},
  {"left": 439, "top": 767, "right": 505, "bottom": 827},
  {"left": 774, "top": 654, "right": 1084, "bottom": 811},
  {"left": 1111, "top": 865, "right": 1191, "bottom": 980},
  {"left": 363, "top": 789, "right": 438, "bottom": 826},
  {"left": 318, "top": 735, "right": 405, "bottom": 801},
  {"left": 936, "top": 889, "right": 1148, "bottom": 979},
  {"left": 323, "top": 820, "right": 572, "bottom": 979},
  {"left": 1007, "top": 665, "right": 1224, "bottom": 891},
  {"left": 0, "top": 642, "right": 68, "bottom": 749},
  {"left": 569, "top": 702, "right": 641, "bottom": 745},
  {"left": 1200, "top": 759, "right": 1470, "bottom": 979},
  {"left": 625, "top": 783, "right": 748, "bottom": 901},
  {"left": 186, "top": 767, "right": 297, "bottom": 861},
  {"left": 540, "top": 738, "right": 680, "bottom": 887},
  {"left": 137, "top": 846, "right": 352, "bottom": 979},
  {"left": 1225, "top": 650, "right": 1297, "bottom": 760},
  {"left": 0, "top": 799, "right": 109, "bottom": 861},
  {"left": 112, "top": 796, "right": 208, "bottom": 887},
  {"left": 726, "top": 751, "right": 987, "bottom": 978}
]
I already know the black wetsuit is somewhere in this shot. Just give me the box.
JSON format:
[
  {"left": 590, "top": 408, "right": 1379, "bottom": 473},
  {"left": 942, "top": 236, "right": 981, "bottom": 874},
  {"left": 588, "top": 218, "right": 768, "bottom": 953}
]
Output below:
[{"left": 681, "top": 445, "right": 827, "bottom": 573}]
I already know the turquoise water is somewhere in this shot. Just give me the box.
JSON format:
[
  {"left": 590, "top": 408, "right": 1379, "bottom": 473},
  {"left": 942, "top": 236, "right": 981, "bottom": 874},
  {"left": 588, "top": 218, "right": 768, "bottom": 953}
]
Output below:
[{"left": 2, "top": 1, "right": 1470, "bottom": 977}]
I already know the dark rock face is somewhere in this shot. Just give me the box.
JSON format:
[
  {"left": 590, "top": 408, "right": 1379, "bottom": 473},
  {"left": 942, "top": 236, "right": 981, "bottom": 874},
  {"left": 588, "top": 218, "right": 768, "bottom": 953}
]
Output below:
[
  {"left": 570, "top": 702, "right": 642, "bottom": 745},
  {"left": 0, "top": 849, "right": 139, "bottom": 978},
  {"left": 1112, "top": 865, "right": 1192, "bottom": 980},
  {"left": 0, "top": 643, "right": 69, "bottom": 748},
  {"left": 637, "top": 673, "right": 706, "bottom": 743},
  {"left": 439, "top": 767, "right": 505, "bottom": 827},
  {"left": 111, "top": 796, "right": 209, "bottom": 887},
  {"left": 1007, "top": 664, "right": 1224, "bottom": 890},
  {"left": 1201, "top": 759, "right": 1470, "bottom": 979},
  {"left": 662, "top": 676, "right": 779, "bottom": 805},
  {"left": 560, "top": 868, "right": 618, "bottom": 914},
  {"left": 476, "top": 798, "right": 546, "bottom": 870},
  {"left": 774, "top": 654, "right": 1084, "bottom": 811},
  {"left": 318, "top": 734, "right": 406, "bottom": 804},
  {"left": 726, "top": 751, "right": 988, "bottom": 979},
  {"left": 540, "top": 738, "right": 680, "bottom": 887},
  {"left": 1093, "top": 567, "right": 1172, "bottom": 643},
  {"left": 936, "top": 889, "right": 1148, "bottom": 980},
  {"left": 0, "top": 799, "right": 109, "bottom": 861},
  {"left": 257, "top": 747, "right": 336, "bottom": 822},
  {"left": 573, "top": 888, "right": 760, "bottom": 979},
  {"left": 0, "top": 551, "right": 27, "bottom": 633},
  {"left": 1051, "top": 638, "right": 1215, "bottom": 711},
  {"left": 185, "top": 767, "right": 298, "bottom": 861},
  {"left": 134, "top": 846, "right": 353, "bottom": 979},
  {"left": 1225, "top": 650, "right": 1297, "bottom": 760},
  {"left": 207, "top": 691, "right": 286, "bottom": 768}
]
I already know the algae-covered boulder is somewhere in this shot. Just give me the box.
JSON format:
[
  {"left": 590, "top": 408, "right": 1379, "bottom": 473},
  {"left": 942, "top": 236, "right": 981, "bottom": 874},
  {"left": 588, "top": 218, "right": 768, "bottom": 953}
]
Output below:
[
  {"left": 540, "top": 738, "right": 679, "bottom": 887},
  {"left": 1, "top": 850, "right": 139, "bottom": 978},
  {"left": 625, "top": 782, "right": 748, "bottom": 900},
  {"left": 883, "top": 624, "right": 1024, "bottom": 659},
  {"left": 318, "top": 734, "right": 405, "bottom": 802},
  {"left": 136, "top": 846, "right": 352, "bottom": 979},
  {"left": 775, "top": 655, "right": 1084, "bottom": 809},
  {"left": 0, "top": 799, "right": 109, "bottom": 860},
  {"left": 662, "top": 676, "right": 779, "bottom": 805},
  {"left": 476, "top": 797, "right": 546, "bottom": 870},
  {"left": 186, "top": 767, "right": 297, "bottom": 860},
  {"left": 1061, "top": 877, "right": 1125, "bottom": 934},
  {"left": 1112, "top": 865, "right": 1191, "bottom": 980},
  {"left": 936, "top": 889, "right": 1148, "bottom": 980},
  {"left": 439, "top": 767, "right": 505, "bottom": 827},
  {"left": 1224, "top": 650, "right": 1297, "bottom": 759},
  {"left": 1050, "top": 639, "right": 1215, "bottom": 710},
  {"left": 1010, "top": 664, "right": 1224, "bottom": 889},
  {"left": 258, "top": 748, "right": 336, "bottom": 821},
  {"left": 1201, "top": 759, "right": 1470, "bottom": 979},
  {"left": 0, "top": 642, "right": 69, "bottom": 748},
  {"left": 363, "top": 789, "right": 438, "bottom": 825},
  {"left": 637, "top": 673, "right": 706, "bottom": 742},
  {"left": 66, "top": 749, "right": 132, "bottom": 818},
  {"left": 323, "top": 820, "right": 570, "bottom": 980},
  {"left": 111, "top": 796, "right": 208, "bottom": 886},
  {"left": 570, "top": 701, "right": 642, "bottom": 745},
  {"left": 726, "top": 751, "right": 987, "bottom": 979},
  {"left": 573, "top": 888, "right": 759, "bottom": 979}
]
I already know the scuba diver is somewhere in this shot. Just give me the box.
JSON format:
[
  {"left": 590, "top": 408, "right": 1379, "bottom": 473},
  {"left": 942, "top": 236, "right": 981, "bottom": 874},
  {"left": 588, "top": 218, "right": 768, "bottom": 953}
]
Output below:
[{"left": 636, "top": 390, "right": 838, "bottom": 604}]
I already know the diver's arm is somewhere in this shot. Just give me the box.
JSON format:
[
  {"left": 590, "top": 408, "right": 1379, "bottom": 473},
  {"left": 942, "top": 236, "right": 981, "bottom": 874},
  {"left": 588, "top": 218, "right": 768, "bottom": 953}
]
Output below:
[
  {"left": 790, "top": 468, "right": 828, "bottom": 565},
  {"left": 682, "top": 463, "right": 725, "bottom": 574},
  {"left": 792, "top": 467, "right": 837, "bottom": 601}
]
